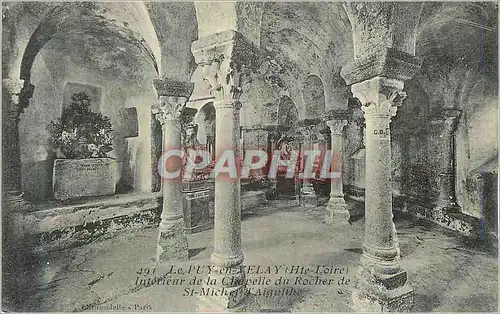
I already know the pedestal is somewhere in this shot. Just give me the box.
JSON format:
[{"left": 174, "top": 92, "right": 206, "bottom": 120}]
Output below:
[
  {"left": 52, "top": 158, "right": 116, "bottom": 200},
  {"left": 300, "top": 182, "right": 318, "bottom": 206},
  {"left": 196, "top": 265, "right": 249, "bottom": 312},
  {"left": 182, "top": 186, "right": 212, "bottom": 233},
  {"left": 352, "top": 271, "right": 414, "bottom": 312},
  {"left": 325, "top": 197, "right": 349, "bottom": 225},
  {"left": 157, "top": 218, "right": 188, "bottom": 261}
]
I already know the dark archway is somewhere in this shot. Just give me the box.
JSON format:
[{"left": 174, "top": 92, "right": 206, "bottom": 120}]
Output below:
[
  {"left": 274, "top": 96, "right": 300, "bottom": 199},
  {"left": 302, "top": 74, "right": 326, "bottom": 119}
]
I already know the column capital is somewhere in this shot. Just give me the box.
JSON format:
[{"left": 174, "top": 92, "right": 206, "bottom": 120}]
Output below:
[
  {"left": 326, "top": 119, "right": 348, "bottom": 135},
  {"left": 192, "top": 30, "right": 260, "bottom": 105},
  {"left": 152, "top": 96, "right": 188, "bottom": 125},
  {"left": 429, "top": 108, "right": 462, "bottom": 134},
  {"left": 297, "top": 123, "right": 325, "bottom": 142},
  {"left": 297, "top": 125, "right": 314, "bottom": 140},
  {"left": 325, "top": 110, "right": 350, "bottom": 134},
  {"left": 351, "top": 76, "right": 407, "bottom": 118},
  {"left": 3, "top": 78, "right": 24, "bottom": 103}
]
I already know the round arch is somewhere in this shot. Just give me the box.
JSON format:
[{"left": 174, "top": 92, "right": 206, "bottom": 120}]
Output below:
[
  {"left": 194, "top": 102, "right": 216, "bottom": 156},
  {"left": 301, "top": 74, "right": 326, "bottom": 119},
  {"left": 277, "top": 95, "right": 300, "bottom": 127},
  {"left": 20, "top": 2, "right": 160, "bottom": 83}
]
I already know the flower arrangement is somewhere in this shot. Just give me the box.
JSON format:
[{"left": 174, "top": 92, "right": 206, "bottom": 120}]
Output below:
[{"left": 47, "top": 92, "right": 113, "bottom": 159}]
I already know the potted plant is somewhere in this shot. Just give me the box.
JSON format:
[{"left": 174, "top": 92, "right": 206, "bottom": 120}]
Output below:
[{"left": 47, "top": 92, "right": 116, "bottom": 200}]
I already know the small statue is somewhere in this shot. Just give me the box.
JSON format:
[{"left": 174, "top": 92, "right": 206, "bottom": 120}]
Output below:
[{"left": 182, "top": 123, "right": 200, "bottom": 149}]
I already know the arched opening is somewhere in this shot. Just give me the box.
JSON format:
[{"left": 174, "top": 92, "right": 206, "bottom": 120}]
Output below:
[
  {"left": 302, "top": 74, "right": 326, "bottom": 119},
  {"left": 18, "top": 3, "right": 161, "bottom": 200},
  {"left": 272, "top": 96, "right": 300, "bottom": 199},
  {"left": 194, "top": 102, "right": 216, "bottom": 163}
]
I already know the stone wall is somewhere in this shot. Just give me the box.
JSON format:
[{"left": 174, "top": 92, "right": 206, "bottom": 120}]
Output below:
[{"left": 456, "top": 77, "right": 498, "bottom": 219}]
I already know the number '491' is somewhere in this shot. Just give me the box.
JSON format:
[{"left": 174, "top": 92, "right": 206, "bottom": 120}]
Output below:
[{"left": 136, "top": 268, "right": 155, "bottom": 276}]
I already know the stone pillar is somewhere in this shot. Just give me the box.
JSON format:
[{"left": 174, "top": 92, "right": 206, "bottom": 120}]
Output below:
[
  {"left": 351, "top": 77, "right": 414, "bottom": 311},
  {"left": 429, "top": 109, "right": 461, "bottom": 212},
  {"left": 192, "top": 30, "right": 258, "bottom": 310},
  {"left": 325, "top": 117, "right": 349, "bottom": 224},
  {"left": 2, "top": 78, "right": 25, "bottom": 195},
  {"left": 2, "top": 78, "right": 34, "bottom": 308},
  {"left": 298, "top": 124, "right": 318, "bottom": 207},
  {"left": 341, "top": 47, "right": 421, "bottom": 312},
  {"left": 267, "top": 128, "right": 280, "bottom": 198},
  {"left": 152, "top": 79, "right": 194, "bottom": 262},
  {"left": 2, "top": 78, "right": 34, "bottom": 210}
]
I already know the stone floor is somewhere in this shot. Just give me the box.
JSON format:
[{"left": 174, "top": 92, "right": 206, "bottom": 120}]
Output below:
[{"left": 3, "top": 200, "right": 498, "bottom": 312}]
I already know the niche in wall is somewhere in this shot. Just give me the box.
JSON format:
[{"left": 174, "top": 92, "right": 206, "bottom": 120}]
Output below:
[{"left": 62, "top": 82, "right": 102, "bottom": 112}]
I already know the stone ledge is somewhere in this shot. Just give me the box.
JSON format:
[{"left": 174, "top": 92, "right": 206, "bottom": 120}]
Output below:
[
  {"left": 15, "top": 190, "right": 268, "bottom": 254},
  {"left": 18, "top": 192, "right": 163, "bottom": 233},
  {"left": 393, "top": 195, "right": 480, "bottom": 237},
  {"left": 344, "top": 185, "right": 482, "bottom": 237},
  {"left": 14, "top": 193, "right": 163, "bottom": 254}
]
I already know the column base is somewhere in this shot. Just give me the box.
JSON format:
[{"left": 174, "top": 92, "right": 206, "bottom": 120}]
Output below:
[
  {"left": 196, "top": 284, "right": 250, "bottom": 312},
  {"left": 156, "top": 218, "right": 188, "bottom": 262},
  {"left": 352, "top": 282, "right": 414, "bottom": 312},
  {"left": 351, "top": 268, "right": 414, "bottom": 312},
  {"left": 325, "top": 197, "right": 350, "bottom": 225},
  {"left": 195, "top": 262, "right": 250, "bottom": 311},
  {"left": 300, "top": 184, "right": 317, "bottom": 207}
]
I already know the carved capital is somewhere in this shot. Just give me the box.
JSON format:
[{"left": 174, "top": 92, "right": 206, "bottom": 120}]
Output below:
[
  {"left": 201, "top": 57, "right": 247, "bottom": 104},
  {"left": 2, "top": 78, "right": 25, "bottom": 106},
  {"left": 152, "top": 96, "right": 188, "bottom": 125},
  {"left": 298, "top": 124, "right": 324, "bottom": 142},
  {"left": 351, "top": 77, "right": 406, "bottom": 118},
  {"left": 192, "top": 30, "right": 259, "bottom": 104},
  {"left": 326, "top": 119, "right": 348, "bottom": 135},
  {"left": 430, "top": 108, "right": 461, "bottom": 134}
]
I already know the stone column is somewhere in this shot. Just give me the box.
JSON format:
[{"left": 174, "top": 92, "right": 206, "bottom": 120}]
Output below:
[
  {"left": 2, "top": 78, "right": 34, "bottom": 210},
  {"left": 192, "top": 30, "right": 258, "bottom": 310},
  {"left": 152, "top": 79, "right": 194, "bottom": 262},
  {"left": 298, "top": 124, "right": 318, "bottom": 207},
  {"left": 267, "top": 128, "right": 280, "bottom": 197},
  {"left": 325, "top": 117, "right": 349, "bottom": 224},
  {"left": 429, "top": 109, "right": 461, "bottom": 212},
  {"left": 351, "top": 77, "right": 413, "bottom": 311},
  {"left": 341, "top": 47, "right": 421, "bottom": 312}
]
